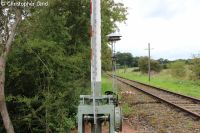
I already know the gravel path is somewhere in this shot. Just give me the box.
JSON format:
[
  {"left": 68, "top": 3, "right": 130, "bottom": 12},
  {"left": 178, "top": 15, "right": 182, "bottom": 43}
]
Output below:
[
  {"left": 117, "top": 79, "right": 200, "bottom": 133},
  {"left": 71, "top": 121, "right": 136, "bottom": 133}
]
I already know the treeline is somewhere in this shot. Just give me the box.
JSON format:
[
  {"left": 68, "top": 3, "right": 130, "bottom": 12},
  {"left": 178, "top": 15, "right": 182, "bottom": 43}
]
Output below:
[
  {"left": 116, "top": 52, "right": 169, "bottom": 70},
  {"left": 169, "top": 55, "right": 200, "bottom": 80},
  {"left": 116, "top": 52, "right": 200, "bottom": 80},
  {"left": 0, "top": 0, "right": 127, "bottom": 132}
]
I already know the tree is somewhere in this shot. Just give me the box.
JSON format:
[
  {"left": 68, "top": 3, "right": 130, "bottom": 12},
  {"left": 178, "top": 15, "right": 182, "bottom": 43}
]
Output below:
[
  {"left": 0, "top": 0, "right": 127, "bottom": 132},
  {"left": 0, "top": 6, "right": 22, "bottom": 132},
  {"left": 157, "top": 58, "right": 169, "bottom": 69},
  {"left": 138, "top": 56, "right": 161, "bottom": 73},
  {"left": 132, "top": 56, "right": 139, "bottom": 67},
  {"left": 116, "top": 52, "right": 135, "bottom": 67},
  {"left": 101, "top": 0, "right": 127, "bottom": 70},
  {"left": 190, "top": 54, "right": 200, "bottom": 80},
  {"left": 5, "top": 39, "right": 86, "bottom": 132},
  {"left": 102, "top": 44, "right": 112, "bottom": 70}
]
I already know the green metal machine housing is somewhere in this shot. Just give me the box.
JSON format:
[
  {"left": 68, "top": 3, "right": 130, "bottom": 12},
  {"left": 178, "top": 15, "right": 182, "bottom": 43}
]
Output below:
[{"left": 78, "top": 95, "right": 122, "bottom": 133}]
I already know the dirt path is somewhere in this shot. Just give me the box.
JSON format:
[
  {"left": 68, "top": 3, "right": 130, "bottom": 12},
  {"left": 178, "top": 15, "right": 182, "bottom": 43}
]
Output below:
[
  {"left": 85, "top": 121, "right": 136, "bottom": 133},
  {"left": 117, "top": 78, "right": 200, "bottom": 133},
  {"left": 70, "top": 120, "right": 135, "bottom": 133},
  {"left": 120, "top": 120, "right": 136, "bottom": 133}
]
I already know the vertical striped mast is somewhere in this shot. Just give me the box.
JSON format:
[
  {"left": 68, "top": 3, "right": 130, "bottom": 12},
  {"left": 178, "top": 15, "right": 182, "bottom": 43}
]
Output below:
[{"left": 90, "top": 0, "right": 101, "bottom": 125}]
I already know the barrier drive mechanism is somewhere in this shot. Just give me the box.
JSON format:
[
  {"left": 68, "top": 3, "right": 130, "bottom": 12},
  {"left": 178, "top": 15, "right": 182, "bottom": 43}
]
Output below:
[{"left": 77, "top": 0, "right": 122, "bottom": 132}]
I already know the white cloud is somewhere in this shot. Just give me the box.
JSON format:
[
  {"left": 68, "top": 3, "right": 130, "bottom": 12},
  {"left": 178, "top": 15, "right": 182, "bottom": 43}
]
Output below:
[{"left": 116, "top": 0, "right": 200, "bottom": 60}]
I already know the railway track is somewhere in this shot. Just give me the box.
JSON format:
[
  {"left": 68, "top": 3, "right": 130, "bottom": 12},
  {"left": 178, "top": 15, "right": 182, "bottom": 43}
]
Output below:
[{"left": 111, "top": 75, "right": 200, "bottom": 119}]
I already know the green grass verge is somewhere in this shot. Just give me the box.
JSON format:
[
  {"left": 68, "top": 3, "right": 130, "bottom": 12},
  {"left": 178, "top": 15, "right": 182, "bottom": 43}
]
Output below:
[
  {"left": 102, "top": 74, "right": 112, "bottom": 94},
  {"left": 102, "top": 74, "right": 131, "bottom": 115},
  {"left": 116, "top": 68, "right": 200, "bottom": 99}
]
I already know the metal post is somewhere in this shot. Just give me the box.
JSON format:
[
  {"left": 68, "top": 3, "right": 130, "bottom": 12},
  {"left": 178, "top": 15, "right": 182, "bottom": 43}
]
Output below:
[
  {"left": 113, "top": 42, "right": 117, "bottom": 93},
  {"left": 148, "top": 43, "right": 151, "bottom": 82},
  {"left": 91, "top": 0, "right": 101, "bottom": 131},
  {"left": 107, "top": 33, "right": 121, "bottom": 94},
  {"left": 91, "top": 0, "right": 101, "bottom": 97},
  {"left": 112, "top": 42, "right": 115, "bottom": 93},
  {"left": 111, "top": 41, "right": 117, "bottom": 93},
  {"left": 78, "top": 1, "right": 123, "bottom": 132}
]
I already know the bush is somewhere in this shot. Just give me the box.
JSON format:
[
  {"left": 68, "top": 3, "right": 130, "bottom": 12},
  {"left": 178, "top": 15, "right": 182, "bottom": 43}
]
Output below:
[
  {"left": 190, "top": 55, "right": 200, "bottom": 80},
  {"left": 170, "top": 61, "right": 186, "bottom": 78},
  {"left": 138, "top": 57, "right": 161, "bottom": 73}
]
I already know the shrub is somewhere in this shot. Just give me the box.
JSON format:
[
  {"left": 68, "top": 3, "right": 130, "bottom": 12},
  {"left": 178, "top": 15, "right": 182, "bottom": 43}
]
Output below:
[
  {"left": 138, "top": 56, "right": 161, "bottom": 73},
  {"left": 170, "top": 61, "right": 186, "bottom": 78},
  {"left": 190, "top": 55, "right": 200, "bottom": 80}
]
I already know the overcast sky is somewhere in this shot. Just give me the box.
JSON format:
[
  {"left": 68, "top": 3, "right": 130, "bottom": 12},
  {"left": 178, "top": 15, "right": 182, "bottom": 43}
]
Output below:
[{"left": 116, "top": 0, "right": 200, "bottom": 60}]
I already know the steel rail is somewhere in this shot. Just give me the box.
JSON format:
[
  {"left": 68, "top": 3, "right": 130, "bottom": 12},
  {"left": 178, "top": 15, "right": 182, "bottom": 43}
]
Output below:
[{"left": 108, "top": 74, "right": 200, "bottom": 119}]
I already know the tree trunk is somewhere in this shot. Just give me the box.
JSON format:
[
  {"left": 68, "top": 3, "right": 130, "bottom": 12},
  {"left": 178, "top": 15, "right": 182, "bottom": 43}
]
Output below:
[
  {"left": 0, "top": 8, "right": 21, "bottom": 132},
  {"left": 0, "top": 57, "right": 14, "bottom": 133}
]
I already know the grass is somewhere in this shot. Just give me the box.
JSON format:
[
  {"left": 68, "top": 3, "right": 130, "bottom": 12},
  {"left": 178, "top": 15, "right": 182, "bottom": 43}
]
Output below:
[
  {"left": 122, "top": 103, "right": 132, "bottom": 117},
  {"left": 102, "top": 74, "right": 121, "bottom": 97},
  {"left": 102, "top": 74, "right": 113, "bottom": 94},
  {"left": 102, "top": 74, "right": 132, "bottom": 116},
  {"left": 116, "top": 68, "right": 200, "bottom": 99}
]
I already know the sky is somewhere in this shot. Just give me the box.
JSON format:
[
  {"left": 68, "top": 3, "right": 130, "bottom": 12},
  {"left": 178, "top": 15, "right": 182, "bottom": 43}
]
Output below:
[{"left": 115, "top": 0, "right": 200, "bottom": 60}]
